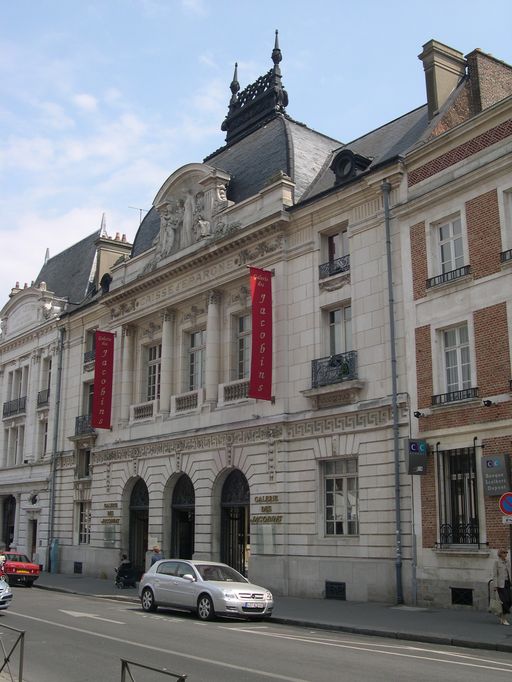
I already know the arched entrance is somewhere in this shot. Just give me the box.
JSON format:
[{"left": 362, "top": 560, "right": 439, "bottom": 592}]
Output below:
[
  {"left": 129, "top": 479, "right": 149, "bottom": 576},
  {"left": 170, "top": 474, "right": 195, "bottom": 559},
  {"left": 220, "top": 470, "right": 250, "bottom": 576},
  {"left": 3, "top": 496, "right": 15, "bottom": 549}
]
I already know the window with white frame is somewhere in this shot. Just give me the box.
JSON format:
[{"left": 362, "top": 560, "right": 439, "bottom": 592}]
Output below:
[
  {"left": 320, "top": 227, "right": 350, "bottom": 279},
  {"left": 38, "top": 419, "right": 48, "bottom": 458},
  {"left": 323, "top": 458, "right": 358, "bottom": 536},
  {"left": 329, "top": 305, "right": 352, "bottom": 355},
  {"left": 235, "top": 314, "right": 251, "bottom": 380},
  {"left": 189, "top": 330, "right": 206, "bottom": 391},
  {"left": 438, "top": 216, "right": 464, "bottom": 273},
  {"left": 437, "top": 447, "right": 479, "bottom": 546},
  {"left": 78, "top": 501, "right": 91, "bottom": 544},
  {"left": 443, "top": 324, "right": 471, "bottom": 393},
  {"left": 146, "top": 343, "right": 161, "bottom": 401}
]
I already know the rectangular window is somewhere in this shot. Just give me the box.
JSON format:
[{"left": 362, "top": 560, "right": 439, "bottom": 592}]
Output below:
[
  {"left": 328, "top": 229, "right": 349, "bottom": 262},
  {"left": 324, "top": 458, "right": 358, "bottom": 536},
  {"left": 438, "top": 216, "right": 463, "bottom": 274},
  {"left": 76, "top": 449, "right": 91, "bottom": 479},
  {"left": 443, "top": 324, "right": 470, "bottom": 392},
  {"left": 236, "top": 315, "right": 251, "bottom": 380},
  {"left": 189, "top": 330, "right": 206, "bottom": 391},
  {"left": 39, "top": 419, "right": 48, "bottom": 458},
  {"left": 146, "top": 344, "right": 162, "bottom": 401},
  {"left": 437, "top": 447, "right": 479, "bottom": 546},
  {"left": 329, "top": 306, "right": 352, "bottom": 355},
  {"left": 78, "top": 501, "right": 91, "bottom": 544}
]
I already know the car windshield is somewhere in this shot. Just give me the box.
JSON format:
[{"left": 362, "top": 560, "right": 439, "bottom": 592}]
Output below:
[
  {"left": 5, "top": 554, "right": 30, "bottom": 563},
  {"left": 196, "top": 564, "right": 247, "bottom": 582}
]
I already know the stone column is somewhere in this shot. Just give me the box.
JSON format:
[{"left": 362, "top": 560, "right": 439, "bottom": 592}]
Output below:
[
  {"left": 119, "top": 326, "right": 135, "bottom": 423},
  {"left": 160, "top": 309, "right": 174, "bottom": 414},
  {"left": 205, "top": 291, "right": 221, "bottom": 405}
]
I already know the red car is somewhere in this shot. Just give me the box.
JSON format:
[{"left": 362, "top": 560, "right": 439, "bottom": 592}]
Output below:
[{"left": 3, "top": 552, "right": 40, "bottom": 587}]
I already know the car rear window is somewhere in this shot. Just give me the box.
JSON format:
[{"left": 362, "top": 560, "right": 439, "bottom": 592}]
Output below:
[{"left": 6, "top": 554, "right": 31, "bottom": 563}]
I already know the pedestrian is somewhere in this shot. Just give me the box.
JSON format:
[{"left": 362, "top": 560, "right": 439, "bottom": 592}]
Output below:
[
  {"left": 493, "top": 548, "right": 511, "bottom": 625},
  {"left": 150, "top": 545, "right": 164, "bottom": 566}
]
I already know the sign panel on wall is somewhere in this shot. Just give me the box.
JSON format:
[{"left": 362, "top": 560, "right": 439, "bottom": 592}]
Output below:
[
  {"left": 406, "top": 439, "right": 429, "bottom": 475},
  {"left": 91, "top": 331, "right": 115, "bottom": 429},
  {"left": 481, "top": 454, "right": 510, "bottom": 496},
  {"left": 248, "top": 267, "right": 273, "bottom": 401}
]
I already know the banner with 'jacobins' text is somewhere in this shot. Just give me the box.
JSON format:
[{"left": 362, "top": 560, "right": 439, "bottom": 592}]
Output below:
[
  {"left": 248, "top": 267, "right": 273, "bottom": 401},
  {"left": 91, "top": 331, "right": 115, "bottom": 429}
]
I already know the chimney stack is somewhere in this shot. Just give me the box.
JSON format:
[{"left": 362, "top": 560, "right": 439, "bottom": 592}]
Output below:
[{"left": 419, "top": 40, "right": 466, "bottom": 121}]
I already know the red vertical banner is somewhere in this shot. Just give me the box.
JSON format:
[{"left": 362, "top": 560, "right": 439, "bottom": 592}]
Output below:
[
  {"left": 91, "top": 331, "right": 114, "bottom": 429},
  {"left": 248, "top": 267, "right": 273, "bottom": 401}
]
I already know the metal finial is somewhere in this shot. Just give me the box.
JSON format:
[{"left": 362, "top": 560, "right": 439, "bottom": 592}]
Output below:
[
  {"left": 272, "top": 29, "right": 282, "bottom": 65},
  {"left": 230, "top": 63, "right": 239, "bottom": 95},
  {"left": 100, "top": 212, "right": 107, "bottom": 237}
]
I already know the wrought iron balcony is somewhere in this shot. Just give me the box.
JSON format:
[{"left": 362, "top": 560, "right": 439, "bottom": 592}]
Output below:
[
  {"left": 75, "top": 414, "right": 95, "bottom": 436},
  {"left": 3, "top": 396, "right": 27, "bottom": 418},
  {"left": 319, "top": 255, "right": 350, "bottom": 280},
  {"left": 426, "top": 264, "right": 470, "bottom": 289},
  {"left": 500, "top": 248, "right": 512, "bottom": 264},
  {"left": 311, "top": 351, "right": 357, "bottom": 388},
  {"left": 431, "top": 387, "right": 478, "bottom": 406},
  {"left": 439, "top": 521, "right": 479, "bottom": 546},
  {"left": 37, "top": 389, "right": 50, "bottom": 406}
]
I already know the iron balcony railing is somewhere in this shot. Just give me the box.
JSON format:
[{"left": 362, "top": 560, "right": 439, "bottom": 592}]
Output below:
[
  {"left": 500, "top": 248, "right": 512, "bottom": 263},
  {"left": 2, "top": 396, "right": 27, "bottom": 418},
  {"left": 75, "top": 414, "right": 95, "bottom": 436},
  {"left": 431, "top": 387, "right": 478, "bottom": 406},
  {"left": 311, "top": 350, "right": 357, "bottom": 388},
  {"left": 319, "top": 255, "right": 350, "bottom": 280},
  {"left": 439, "top": 521, "right": 480, "bottom": 546},
  {"left": 426, "top": 264, "right": 470, "bottom": 289},
  {"left": 37, "top": 389, "right": 50, "bottom": 406},
  {"left": 83, "top": 349, "right": 95, "bottom": 364}
]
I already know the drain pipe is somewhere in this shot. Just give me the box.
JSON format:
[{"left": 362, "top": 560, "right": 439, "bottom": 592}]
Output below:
[
  {"left": 47, "top": 326, "right": 65, "bottom": 573},
  {"left": 382, "top": 180, "right": 403, "bottom": 604}
]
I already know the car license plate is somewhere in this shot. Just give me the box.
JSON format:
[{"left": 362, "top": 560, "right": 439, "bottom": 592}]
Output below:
[
  {"left": 243, "top": 601, "right": 260, "bottom": 609},
  {"left": 17, "top": 570, "right": 29, "bottom": 574}
]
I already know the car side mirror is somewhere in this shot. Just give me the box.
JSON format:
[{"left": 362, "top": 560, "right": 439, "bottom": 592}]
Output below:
[{"left": 182, "top": 574, "right": 195, "bottom": 582}]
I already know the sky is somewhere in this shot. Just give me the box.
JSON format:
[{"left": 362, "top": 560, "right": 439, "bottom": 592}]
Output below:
[{"left": 1, "top": 0, "right": 511, "bottom": 307}]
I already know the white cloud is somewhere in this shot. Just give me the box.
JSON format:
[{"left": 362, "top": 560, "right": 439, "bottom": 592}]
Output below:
[
  {"left": 181, "top": 0, "right": 208, "bottom": 16},
  {"left": 72, "top": 93, "right": 98, "bottom": 112}
]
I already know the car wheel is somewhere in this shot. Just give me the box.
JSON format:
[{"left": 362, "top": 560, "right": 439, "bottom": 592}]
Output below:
[
  {"left": 197, "top": 594, "right": 215, "bottom": 621},
  {"left": 25, "top": 581, "right": 34, "bottom": 588},
  {"left": 141, "top": 587, "right": 157, "bottom": 612}
]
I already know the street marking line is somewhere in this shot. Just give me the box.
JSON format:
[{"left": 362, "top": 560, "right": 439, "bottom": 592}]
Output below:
[
  {"left": 59, "top": 609, "right": 125, "bottom": 624},
  {"left": 8, "top": 612, "right": 310, "bottom": 682},
  {"left": 224, "top": 628, "right": 512, "bottom": 673}
]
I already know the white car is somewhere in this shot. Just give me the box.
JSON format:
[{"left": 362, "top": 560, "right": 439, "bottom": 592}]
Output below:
[
  {"left": 0, "top": 577, "right": 13, "bottom": 610},
  {"left": 138, "top": 559, "right": 273, "bottom": 621}
]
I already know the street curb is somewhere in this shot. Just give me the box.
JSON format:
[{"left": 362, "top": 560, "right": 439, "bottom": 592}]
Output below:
[{"left": 34, "top": 584, "right": 512, "bottom": 654}]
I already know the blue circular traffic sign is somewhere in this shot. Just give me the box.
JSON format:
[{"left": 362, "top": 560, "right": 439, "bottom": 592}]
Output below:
[{"left": 499, "top": 492, "right": 512, "bottom": 515}]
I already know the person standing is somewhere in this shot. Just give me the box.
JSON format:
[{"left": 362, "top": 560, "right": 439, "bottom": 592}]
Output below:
[
  {"left": 150, "top": 545, "right": 164, "bottom": 566},
  {"left": 493, "top": 548, "right": 511, "bottom": 625}
]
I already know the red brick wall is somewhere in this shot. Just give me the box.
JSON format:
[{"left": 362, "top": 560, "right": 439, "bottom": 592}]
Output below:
[
  {"left": 421, "top": 464, "right": 437, "bottom": 548},
  {"left": 409, "top": 119, "right": 512, "bottom": 186},
  {"left": 466, "top": 189, "right": 502, "bottom": 279},
  {"left": 482, "top": 437, "right": 512, "bottom": 549},
  {"left": 474, "top": 303, "right": 511, "bottom": 394},
  {"left": 415, "top": 325, "right": 433, "bottom": 410},
  {"left": 410, "top": 222, "right": 427, "bottom": 300}
]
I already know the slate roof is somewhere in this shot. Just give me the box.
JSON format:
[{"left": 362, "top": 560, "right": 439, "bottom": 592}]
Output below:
[
  {"left": 300, "top": 105, "right": 429, "bottom": 203},
  {"left": 35, "top": 230, "right": 100, "bottom": 305}
]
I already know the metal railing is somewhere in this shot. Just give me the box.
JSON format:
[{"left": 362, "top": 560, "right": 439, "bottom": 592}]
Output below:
[
  {"left": 431, "top": 387, "right": 478, "bottom": 406},
  {"left": 37, "top": 388, "right": 50, "bottom": 406},
  {"left": 2, "top": 397, "right": 27, "bottom": 418},
  {"left": 120, "top": 659, "right": 187, "bottom": 681},
  {"left": 426, "top": 264, "right": 470, "bottom": 289},
  {"left": 311, "top": 350, "right": 357, "bottom": 388},
  {"left": 75, "top": 414, "right": 95, "bottom": 436},
  {"left": 319, "top": 254, "right": 350, "bottom": 280},
  {"left": 83, "top": 349, "right": 96, "bottom": 364},
  {"left": 500, "top": 248, "right": 512, "bottom": 263},
  {"left": 0, "top": 623, "right": 25, "bottom": 682}
]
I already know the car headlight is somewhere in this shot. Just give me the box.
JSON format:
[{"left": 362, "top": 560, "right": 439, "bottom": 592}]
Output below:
[
  {"left": 222, "top": 590, "right": 238, "bottom": 600},
  {"left": 265, "top": 591, "right": 273, "bottom": 600}
]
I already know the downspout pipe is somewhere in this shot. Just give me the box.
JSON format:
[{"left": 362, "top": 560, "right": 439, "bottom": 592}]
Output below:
[
  {"left": 382, "top": 180, "right": 403, "bottom": 604},
  {"left": 47, "top": 326, "right": 65, "bottom": 573}
]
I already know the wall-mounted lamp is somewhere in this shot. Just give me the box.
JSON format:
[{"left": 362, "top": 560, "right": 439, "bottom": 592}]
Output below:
[
  {"left": 413, "top": 411, "right": 425, "bottom": 418},
  {"left": 482, "top": 399, "right": 495, "bottom": 407}
]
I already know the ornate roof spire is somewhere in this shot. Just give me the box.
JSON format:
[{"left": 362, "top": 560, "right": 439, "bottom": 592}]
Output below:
[{"left": 220, "top": 31, "right": 288, "bottom": 145}]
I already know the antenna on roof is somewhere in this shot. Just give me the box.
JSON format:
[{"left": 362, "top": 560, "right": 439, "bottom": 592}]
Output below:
[
  {"left": 100, "top": 212, "right": 108, "bottom": 237},
  {"left": 129, "top": 206, "right": 149, "bottom": 226}
]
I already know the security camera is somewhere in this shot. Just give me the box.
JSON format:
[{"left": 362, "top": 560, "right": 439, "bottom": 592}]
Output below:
[
  {"left": 413, "top": 411, "right": 424, "bottom": 418},
  {"left": 482, "top": 399, "right": 494, "bottom": 407}
]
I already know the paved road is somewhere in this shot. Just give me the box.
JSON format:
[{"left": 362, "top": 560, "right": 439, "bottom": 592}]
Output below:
[{"left": 1, "top": 587, "right": 512, "bottom": 681}]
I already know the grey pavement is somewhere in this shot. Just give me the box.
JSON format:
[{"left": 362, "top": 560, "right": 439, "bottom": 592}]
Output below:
[{"left": 28, "top": 571, "right": 512, "bottom": 654}]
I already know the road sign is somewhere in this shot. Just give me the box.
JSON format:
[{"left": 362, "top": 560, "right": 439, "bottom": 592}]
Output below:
[
  {"left": 502, "top": 516, "right": 512, "bottom": 525},
  {"left": 499, "top": 492, "right": 512, "bottom": 515}
]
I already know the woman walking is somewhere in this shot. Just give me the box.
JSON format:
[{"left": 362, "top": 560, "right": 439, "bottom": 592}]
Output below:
[{"left": 493, "top": 548, "right": 512, "bottom": 625}]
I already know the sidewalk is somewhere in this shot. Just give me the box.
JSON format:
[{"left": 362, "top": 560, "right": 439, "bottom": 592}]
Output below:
[{"left": 32, "top": 572, "right": 512, "bottom": 653}]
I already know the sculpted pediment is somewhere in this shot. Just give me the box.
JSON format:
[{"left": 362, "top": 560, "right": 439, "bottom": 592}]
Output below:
[
  {"left": 0, "top": 285, "right": 63, "bottom": 339},
  {"left": 150, "top": 164, "right": 236, "bottom": 264}
]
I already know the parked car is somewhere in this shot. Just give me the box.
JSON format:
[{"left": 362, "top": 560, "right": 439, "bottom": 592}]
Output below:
[
  {"left": 139, "top": 559, "right": 273, "bottom": 621},
  {"left": 3, "top": 552, "right": 40, "bottom": 587},
  {"left": 0, "top": 578, "right": 13, "bottom": 610}
]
